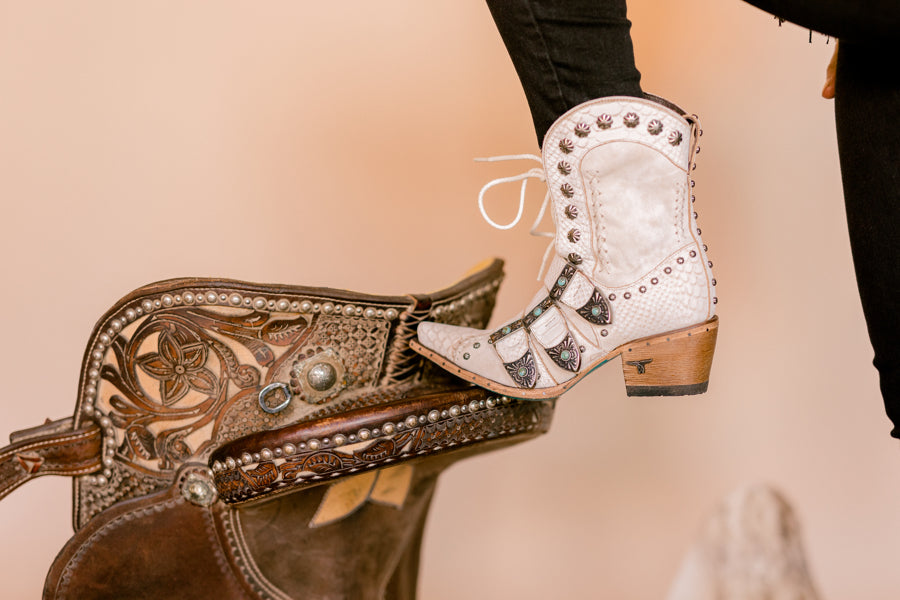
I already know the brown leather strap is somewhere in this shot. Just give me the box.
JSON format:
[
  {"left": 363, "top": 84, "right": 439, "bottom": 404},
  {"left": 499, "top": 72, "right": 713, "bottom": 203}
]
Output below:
[{"left": 0, "top": 417, "right": 103, "bottom": 501}]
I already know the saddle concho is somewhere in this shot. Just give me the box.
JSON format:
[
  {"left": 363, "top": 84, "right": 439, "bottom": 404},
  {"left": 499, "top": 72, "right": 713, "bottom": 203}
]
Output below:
[{"left": 0, "top": 258, "right": 558, "bottom": 599}]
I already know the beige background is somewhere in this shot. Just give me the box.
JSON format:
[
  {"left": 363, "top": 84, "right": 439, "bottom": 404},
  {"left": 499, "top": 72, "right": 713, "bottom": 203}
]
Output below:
[{"left": 1, "top": 1, "right": 898, "bottom": 598}]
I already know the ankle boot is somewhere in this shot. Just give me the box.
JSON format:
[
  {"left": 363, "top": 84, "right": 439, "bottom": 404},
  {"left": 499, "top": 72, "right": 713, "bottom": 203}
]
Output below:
[{"left": 413, "top": 95, "right": 718, "bottom": 399}]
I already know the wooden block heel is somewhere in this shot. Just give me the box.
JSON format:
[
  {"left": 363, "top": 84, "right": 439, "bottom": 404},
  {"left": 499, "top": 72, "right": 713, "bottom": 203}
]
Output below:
[{"left": 621, "top": 316, "right": 718, "bottom": 397}]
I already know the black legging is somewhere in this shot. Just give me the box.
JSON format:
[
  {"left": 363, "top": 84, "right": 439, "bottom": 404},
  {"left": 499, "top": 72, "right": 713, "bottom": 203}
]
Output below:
[{"left": 486, "top": 0, "right": 900, "bottom": 438}]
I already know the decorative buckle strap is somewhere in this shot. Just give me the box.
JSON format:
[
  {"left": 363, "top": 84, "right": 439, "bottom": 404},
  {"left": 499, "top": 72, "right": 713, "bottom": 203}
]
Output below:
[
  {"left": 488, "top": 261, "right": 614, "bottom": 388},
  {"left": 0, "top": 417, "right": 103, "bottom": 502}
]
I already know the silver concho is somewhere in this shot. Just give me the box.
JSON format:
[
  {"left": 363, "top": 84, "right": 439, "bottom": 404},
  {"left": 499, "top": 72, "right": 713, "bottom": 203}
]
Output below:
[
  {"left": 560, "top": 183, "right": 575, "bottom": 198},
  {"left": 567, "top": 229, "right": 581, "bottom": 243},
  {"left": 577, "top": 288, "right": 612, "bottom": 325},
  {"left": 557, "top": 161, "right": 572, "bottom": 176},
  {"left": 546, "top": 335, "right": 581, "bottom": 372},
  {"left": 623, "top": 112, "right": 640, "bottom": 128},
  {"left": 291, "top": 348, "right": 346, "bottom": 404},
  {"left": 564, "top": 205, "right": 578, "bottom": 219},
  {"left": 668, "top": 130, "right": 683, "bottom": 146},
  {"left": 504, "top": 351, "right": 538, "bottom": 389},
  {"left": 558, "top": 138, "right": 575, "bottom": 154},
  {"left": 307, "top": 362, "right": 337, "bottom": 391},
  {"left": 181, "top": 470, "right": 218, "bottom": 507},
  {"left": 647, "top": 119, "right": 663, "bottom": 135},
  {"left": 574, "top": 122, "right": 591, "bottom": 137}
]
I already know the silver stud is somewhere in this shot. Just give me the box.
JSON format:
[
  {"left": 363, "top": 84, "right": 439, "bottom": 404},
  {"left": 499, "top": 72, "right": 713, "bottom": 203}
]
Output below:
[
  {"left": 229, "top": 294, "right": 242, "bottom": 306},
  {"left": 639, "top": 286, "right": 647, "bottom": 293},
  {"left": 284, "top": 443, "right": 296, "bottom": 455},
  {"left": 623, "top": 113, "right": 640, "bottom": 128},
  {"left": 277, "top": 299, "right": 290, "bottom": 311},
  {"left": 308, "top": 440, "right": 320, "bottom": 450},
  {"left": 333, "top": 434, "right": 346, "bottom": 446},
  {"left": 241, "top": 453, "right": 253, "bottom": 464},
  {"left": 183, "top": 292, "right": 195, "bottom": 304},
  {"left": 428, "top": 410, "right": 440, "bottom": 422},
  {"left": 322, "top": 302, "right": 334, "bottom": 314},
  {"left": 558, "top": 161, "right": 572, "bottom": 176},
  {"left": 385, "top": 308, "right": 398, "bottom": 320},
  {"left": 260, "top": 449, "right": 273, "bottom": 461},
  {"left": 601, "top": 329, "right": 609, "bottom": 337},
  {"left": 560, "top": 183, "right": 575, "bottom": 198},
  {"left": 565, "top": 205, "right": 578, "bottom": 219},
  {"left": 668, "top": 131, "right": 683, "bottom": 146},
  {"left": 300, "top": 301, "right": 312, "bottom": 312},
  {"left": 486, "top": 397, "right": 496, "bottom": 408},
  {"left": 364, "top": 307, "right": 376, "bottom": 318},
  {"left": 405, "top": 416, "right": 418, "bottom": 428},
  {"left": 206, "top": 292, "right": 217, "bottom": 304},
  {"left": 382, "top": 423, "right": 395, "bottom": 435},
  {"left": 358, "top": 428, "right": 371, "bottom": 440},
  {"left": 567, "top": 229, "right": 581, "bottom": 243},
  {"left": 449, "top": 405, "right": 460, "bottom": 417},
  {"left": 469, "top": 400, "right": 480, "bottom": 412},
  {"left": 647, "top": 119, "right": 663, "bottom": 135},
  {"left": 574, "top": 123, "right": 591, "bottom": 137},
  {"left": 225, "top": 457, "right": 236, "bottom": 469},
  {"left": 343, "top": 304, "right": 355, "bottom": 316},
  {"left": 559, "top": 138, "right": 574, "bottom": 154},
  {"left": 597, "top": 114, "right": 613, "bottom": 129}
]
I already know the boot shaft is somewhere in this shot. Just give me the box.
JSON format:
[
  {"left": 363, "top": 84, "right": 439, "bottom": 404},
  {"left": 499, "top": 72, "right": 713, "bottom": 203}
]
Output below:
[{"left": 543, "top": 96, "right": 705, "bottom": 290}]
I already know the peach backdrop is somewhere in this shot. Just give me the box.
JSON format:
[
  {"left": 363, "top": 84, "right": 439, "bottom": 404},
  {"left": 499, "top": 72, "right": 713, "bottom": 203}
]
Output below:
[{"left": 1, "top": 1, "right": 897, "bottom": 598}]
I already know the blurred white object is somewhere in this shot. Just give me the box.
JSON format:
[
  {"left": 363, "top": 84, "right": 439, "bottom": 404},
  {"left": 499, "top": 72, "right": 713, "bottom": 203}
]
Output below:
[{"left": 666, "top": 484, "right": 822, "bottom": 600}]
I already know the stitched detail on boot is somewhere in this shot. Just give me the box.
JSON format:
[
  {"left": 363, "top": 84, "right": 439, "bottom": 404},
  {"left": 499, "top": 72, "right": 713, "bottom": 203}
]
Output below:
[{"left": 585, "top": 172, "right": 608, "bottom": 274}]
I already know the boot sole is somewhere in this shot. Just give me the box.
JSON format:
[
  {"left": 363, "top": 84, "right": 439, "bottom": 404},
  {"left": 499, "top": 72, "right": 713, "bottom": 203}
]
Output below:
[{"left": 410, "top": 316, "right": 718, "bottom": 400}]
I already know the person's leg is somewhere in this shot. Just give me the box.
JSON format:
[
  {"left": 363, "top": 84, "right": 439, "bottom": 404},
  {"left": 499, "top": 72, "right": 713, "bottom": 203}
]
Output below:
[
  {"left": 485, "top": 0, "right": 642, "bottom": 146},
  {"left": 740, "top": 1, "right": 900, "bottom": 437},
  {"left": 834, "top": 40, "right": 900, "bottom": 438}
]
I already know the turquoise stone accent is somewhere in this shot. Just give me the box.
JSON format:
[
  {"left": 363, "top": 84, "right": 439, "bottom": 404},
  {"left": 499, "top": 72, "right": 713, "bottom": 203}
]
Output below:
[
  {"left": 557, "top": 277, "right": 567, "bottom": 286},
  {"left": 517, "top": 367, "right": 527, "bottom": 377},
  {"left": 502, "top": 326, "right": 511, "bottom": 334},
  {"left": 560, "top": 350, "right": 571, "bottom": 361},
  {"left": 591, "top": 307, "right": 600, "bottom": 316},
  {"left": 533, "top": 307, "right": 542, "bottom": 317}
]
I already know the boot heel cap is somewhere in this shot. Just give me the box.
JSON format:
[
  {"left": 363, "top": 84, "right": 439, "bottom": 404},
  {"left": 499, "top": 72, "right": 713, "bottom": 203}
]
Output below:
[{"left": 625, "top": 381, "right": 709, "bottom": 397}]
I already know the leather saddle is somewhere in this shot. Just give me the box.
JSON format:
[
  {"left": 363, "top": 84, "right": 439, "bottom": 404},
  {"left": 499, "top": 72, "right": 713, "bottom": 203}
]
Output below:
[{"left": 0, "top": 259, "right": 556, "bottom": 599}]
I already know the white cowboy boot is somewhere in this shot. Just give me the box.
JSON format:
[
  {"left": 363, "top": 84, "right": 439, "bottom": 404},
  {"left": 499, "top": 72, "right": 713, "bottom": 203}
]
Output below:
[{"left": 412, "top": 95, "right": 718, "bottom": 399}]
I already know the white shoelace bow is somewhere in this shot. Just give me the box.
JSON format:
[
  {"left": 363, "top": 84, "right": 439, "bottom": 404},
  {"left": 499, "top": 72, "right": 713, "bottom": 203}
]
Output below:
[{"left": 476, "top": 154, "right": 556, "bottom": 281}]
